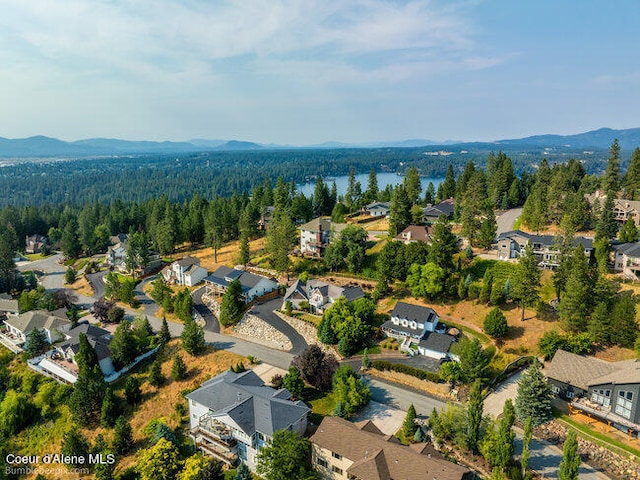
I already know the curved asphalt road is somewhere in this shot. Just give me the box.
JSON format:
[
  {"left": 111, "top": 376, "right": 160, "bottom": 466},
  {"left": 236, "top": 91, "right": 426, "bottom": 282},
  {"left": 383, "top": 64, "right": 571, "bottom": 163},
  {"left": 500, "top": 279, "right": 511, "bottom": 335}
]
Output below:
[
  {"left": 248, "top": 297, "right": 308, "bottom": 355},
  {"left": 192, "top": 286, "right": 220, "bottom": 333}
]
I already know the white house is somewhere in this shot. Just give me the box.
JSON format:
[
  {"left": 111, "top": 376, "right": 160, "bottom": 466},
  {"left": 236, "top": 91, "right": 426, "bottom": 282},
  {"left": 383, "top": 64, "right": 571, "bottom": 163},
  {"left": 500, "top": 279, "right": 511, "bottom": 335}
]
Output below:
[
  {"left": 3, "top": 310, "right": 71, "bottom": 347},
  {"left": 54, "top": 323, "right": 115, "bottom": 377},
  {"left": 381, "top": 302, "right": 456, "bottom": 360},
  {"left": 282, "top": 278, "right": 364, "bottom": 314},
  {"left": 162, "top": 256, "right": 208, "bottom": 286},
  {"left": 299, "top": 217, "right": 347, "bottom": 257},
  {"left": 204, "top": 266, "right": 278, "bottom": 303},
  {"left": 362, "top": 201, "right": 390, "bottom": 217},
  {"left": 187, "top": 370, "right": 309, "bottom": 471},
  {"left": 613, "top": 242, "right": 640, "bottom": 279}
]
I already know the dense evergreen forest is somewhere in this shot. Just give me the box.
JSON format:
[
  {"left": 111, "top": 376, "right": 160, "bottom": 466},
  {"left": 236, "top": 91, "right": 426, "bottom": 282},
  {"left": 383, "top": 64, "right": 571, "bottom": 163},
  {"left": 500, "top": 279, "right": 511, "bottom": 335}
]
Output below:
[{"left": 0, "top": 144, "right": 618, "bottom": 207}]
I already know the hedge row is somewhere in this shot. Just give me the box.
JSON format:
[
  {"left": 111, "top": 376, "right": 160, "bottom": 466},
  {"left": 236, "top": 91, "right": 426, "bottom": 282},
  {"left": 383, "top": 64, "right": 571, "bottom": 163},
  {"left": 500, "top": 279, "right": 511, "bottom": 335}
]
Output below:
[{"left": 370, "top": 360, "right": 442, "bottom": 383}]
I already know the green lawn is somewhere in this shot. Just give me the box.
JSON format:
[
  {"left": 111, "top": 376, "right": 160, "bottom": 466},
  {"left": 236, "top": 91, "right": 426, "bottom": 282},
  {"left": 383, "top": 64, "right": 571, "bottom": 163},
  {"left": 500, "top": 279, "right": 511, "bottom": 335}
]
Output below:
[
  {"left": 24, "top": 253, "right": 52, "bottom": 261},
  {"left": 305, "top": 387, "right": 337, "bottom": 424},
  {"left": 439, "top": 318, "right": 492, "bottom": 346}
]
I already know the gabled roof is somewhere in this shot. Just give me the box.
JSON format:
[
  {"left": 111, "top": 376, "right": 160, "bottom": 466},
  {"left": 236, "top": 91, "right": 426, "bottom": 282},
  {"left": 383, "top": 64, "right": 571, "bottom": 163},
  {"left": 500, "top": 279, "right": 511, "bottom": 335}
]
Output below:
[
  {"left": 0, "top": 294, "right": 19, "bottom": 314},
  {"left": 57, "top": 323, "right": 113, "bottom": 360},
  {"left": 205, "top": 266, "right": 275, "bottom": 293},
  {"left": 497, "top": 230, "right": 593, "bottom": 250},
  {"left": 283, "top": 278, "right": 365, "bottom": 304},
  {"left": 394, "top": 225, "right": 433, "bottom": 243},
  {"left": 546, "top": 349, "right": 640, "bottom": 391},
  {"left": 423, "top": 199, "right": 455, "bottom": 217},
  {"left": 365, "top": 202, "right": 390, "bottom": 210},
  {"left": 176, "top": 255, "right": 201, "bottom": 268},
  {"left": 299, "top": 217, "right": 348, "bottom": 234},
  {"left": 390, "top": 302, "right": 438, "bottom": 324},
  {"left": 419, "top": 331, "right": 455, "bottom": 353},
  {"left": 310, "top": 416, "right": 471, "bottom": 480},
  {"left": 613, "top": 242, "right": 640, "bottom": 258},
  {"left": 186, "top": 370, "right": 309, "bottom": 437},
  {"left": 5, "top": 310, "right": 70, "bottom": 334}
]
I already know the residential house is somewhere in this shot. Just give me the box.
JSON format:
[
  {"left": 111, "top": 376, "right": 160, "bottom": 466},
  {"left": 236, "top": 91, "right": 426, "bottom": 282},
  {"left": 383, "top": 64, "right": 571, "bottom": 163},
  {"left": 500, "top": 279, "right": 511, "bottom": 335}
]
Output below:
[
  {"left": 423, "top": 198, "right": 455, "bottom": 223},
  {"left": 361, "top": 201, "right": 390, "bottom": 218},
  {"left": 162, "top": 256, "right": 208, "bottom": 286},
  {"left": 299, "top": 217, "right": 347, "bottom": 257},
  {"left": 496, "top": 230, "right": 593, "bottom": 268},
  {"left": 25, "top": 234, "right": 48, "bottom": 254},
  {"left": 380, "top": 302, "right": 456, "bottom": 360},
  {"left": 56, "top": 323, "right": 115, "bottom": 376},
  {"left": 109, "top": 233, "right": 128, "bottom": 246},
  {"left": 204, "top": 266, "right": 278, "bottom": 303},
  {"left": 612, "top": 242, "right": 640, "bottom": 279},
  {"left": 546, "top": 349, "right": 640, "bottom": 436},
  {"left": 394, "top": 225, "right": 433, "bottom": 244},
  {"left": 2, "top": 310, "right": 71, "bottom": 347},
  {"left": 282, "top": 278, "right": 365, "bottom": 314},
  {"left": 258, "top": 206, "right": 276, "bottom": 230},
  {"left": 310, "top": 416, "right": 473, "bottom": 480},
  {"left": 0, "top": 293, "right": 19, "bottom": 319},
  {"left": 187, "top": 370, "right": 310, "bottom": 471},
  {"left": 585, "top": 190, "right": 640, "bottom": 227},
  {"left": 105, "top": 240, "right": 162, "bottom": 274}
]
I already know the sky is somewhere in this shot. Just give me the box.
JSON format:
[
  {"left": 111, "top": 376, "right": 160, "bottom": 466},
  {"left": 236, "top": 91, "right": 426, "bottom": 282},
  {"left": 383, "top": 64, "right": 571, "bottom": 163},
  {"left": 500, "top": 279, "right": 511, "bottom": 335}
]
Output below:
[{"left": 0, "top": 1, "right": 639, "bottom": 145}]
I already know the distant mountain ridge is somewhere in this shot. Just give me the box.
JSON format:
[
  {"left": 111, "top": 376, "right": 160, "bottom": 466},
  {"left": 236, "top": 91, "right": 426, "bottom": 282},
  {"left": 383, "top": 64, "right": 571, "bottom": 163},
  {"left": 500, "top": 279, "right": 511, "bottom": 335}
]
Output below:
[{"left": 0, "top": 127, "right": 638, "bottom": 157}]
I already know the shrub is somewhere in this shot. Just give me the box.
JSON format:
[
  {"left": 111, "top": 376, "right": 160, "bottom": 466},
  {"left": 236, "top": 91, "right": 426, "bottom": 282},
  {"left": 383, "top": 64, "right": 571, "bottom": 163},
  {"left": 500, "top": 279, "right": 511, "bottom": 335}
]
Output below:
[
  {"left": 483, "top": 307, "right": 508, "bottom": 338},
  {"left": 370, "top": 360, "right": 441, "bottom": 383}
]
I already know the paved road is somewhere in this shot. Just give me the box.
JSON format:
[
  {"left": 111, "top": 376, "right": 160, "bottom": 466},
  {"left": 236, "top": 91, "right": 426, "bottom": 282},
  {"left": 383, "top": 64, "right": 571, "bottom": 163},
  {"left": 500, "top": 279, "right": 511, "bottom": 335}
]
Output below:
[
  {"left": 192, "top": 286, "right": 220, "bottom": 333},
  {"left": 86, "top": 270, "right": 107, "bottom": 298},
  {"left": 248, "top": 297, "right": 308, "bottom": 355},
  {"left": 17, "top": 253, "right": 66, "bottom": 289},
  {"left": 496, "top": 207, "right": 523, "bottom": 236},
  {"left": 134, "top": 275, "right": 160, "bottom": 318}
]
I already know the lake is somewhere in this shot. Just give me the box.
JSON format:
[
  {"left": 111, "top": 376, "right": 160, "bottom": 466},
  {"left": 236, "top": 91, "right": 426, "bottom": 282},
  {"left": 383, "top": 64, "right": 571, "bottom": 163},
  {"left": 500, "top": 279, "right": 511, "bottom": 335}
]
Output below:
[{"left": 297, "top": 171, "right": 444, "bottom": 197}]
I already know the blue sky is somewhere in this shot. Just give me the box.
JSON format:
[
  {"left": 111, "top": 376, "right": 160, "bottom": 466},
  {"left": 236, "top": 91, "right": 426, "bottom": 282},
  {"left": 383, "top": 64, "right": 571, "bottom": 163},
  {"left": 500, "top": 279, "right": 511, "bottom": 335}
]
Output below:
[{"left": 0, "top": 1, "right": 638, "bottom": 144}]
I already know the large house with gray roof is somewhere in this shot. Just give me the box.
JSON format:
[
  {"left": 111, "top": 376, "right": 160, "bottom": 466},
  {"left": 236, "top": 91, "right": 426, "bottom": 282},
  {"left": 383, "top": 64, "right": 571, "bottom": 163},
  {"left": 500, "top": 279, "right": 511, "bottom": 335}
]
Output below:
[
  {"left": 0, "top": 293, "right": 19, "bottom": 319},
  {"left": 2, "top": 310, "right": 71, "bottom": 348},
  {"left": 612, "top": 242, "right": 640, "bottom": 279},
  {"left": 282, "top": 278, "right": 365, "bottom": 314},
  {"left": 546, "top": 349, "right": 640, "bottom": 436},
  {"left": 187, "top": 370, "right": 309, "bottom": 471},
  {"left": 381, "top": 302, "right": 457, "bottom": 360},
  {"left": 496, "top": 230, "right": 593, "bottom": 268},
  {"left": 423, "top": 198, "right": 455, "bottom": 223},
  {"left": 204, "top": 266, "right": 278, "bottom": 303}
]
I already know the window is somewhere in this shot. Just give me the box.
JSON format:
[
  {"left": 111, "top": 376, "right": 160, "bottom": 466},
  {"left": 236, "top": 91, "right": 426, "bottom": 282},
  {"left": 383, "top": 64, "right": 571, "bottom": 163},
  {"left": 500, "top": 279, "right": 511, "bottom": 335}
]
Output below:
[
  {"left": 317, "top": 458, "right": 328, "bottom": 468},
  {"left": 566, "top": 391, "right": 574, "bottom": 399},
  {"left": 615, "top": 390, "right": 633, "bottom": 419},
  {"left": 332, "top": 466, "right": 343, "bottom": 475},
  {"left": 591, "top": 389, "right": 611, "bottom": 407},
  {"left": 332, "top": 451, "right": 342, "bottom": 460},
  {"left": 552, "top": 386, "right": 560, "bottom": 394}
]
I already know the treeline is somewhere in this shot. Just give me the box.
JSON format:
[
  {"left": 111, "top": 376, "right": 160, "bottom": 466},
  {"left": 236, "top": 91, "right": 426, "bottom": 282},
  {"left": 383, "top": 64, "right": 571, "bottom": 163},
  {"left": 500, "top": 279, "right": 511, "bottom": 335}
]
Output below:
[{"left": 0, "top": 144, "right": 615, "bottom": 207}]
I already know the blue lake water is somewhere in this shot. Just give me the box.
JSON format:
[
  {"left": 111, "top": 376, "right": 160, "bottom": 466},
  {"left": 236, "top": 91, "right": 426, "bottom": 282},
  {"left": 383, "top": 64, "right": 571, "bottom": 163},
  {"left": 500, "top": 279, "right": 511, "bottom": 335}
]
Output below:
[{"left": 297, "top": 172, "right": 444, "bottom": 197}]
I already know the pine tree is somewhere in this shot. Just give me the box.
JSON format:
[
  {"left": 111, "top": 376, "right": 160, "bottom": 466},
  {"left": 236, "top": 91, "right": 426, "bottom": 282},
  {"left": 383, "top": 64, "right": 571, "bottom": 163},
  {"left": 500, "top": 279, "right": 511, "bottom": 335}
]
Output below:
[
  {"left": 458, "top": 337, "right": 491, "bottom": 383},
  {"left": 389, "top": 185, "right": 411, "bottom": 236},
  {"left": 26, "top": 328, "right": 48, "bottom": 356},
  {"left": 588, "top": 302, "right": 611, "bottom": 344},
  {"left": 69, "top": 335, "right": 107, "bottom": 425},
  {"left": 61, "top": 428, "right": 90, "bottom": 468},
  {"left": 511, "top": 245, "right": 540, "bottom": 321},
  {"left": 624, "top": 147, "right": 640, "bottom": 200},
  {"left": 478, "top": 210, "right": 497, "bottom": 249},
  {"left": 484, "top": 307, "right": 508, "bottom": 338},
  {"left": 558, "top": 246, "right": 594, "bottom": 332},
  {"left": 595, "top": 193, "right": 618, "bottom": 241},
  {"left": 171, "top": 354, "right": 187, "bottom": 380},
  {"left": 237, "top": 231, "right": 250, "bottom": 266},
  {"left": 558, "top": 430, "right": 580, "bottom": 480},
  {"left": 234, "top": 462, "right": 252, "bottom": 480},
  {"left": 402, "top": 404, "right": 418, "bottom": 439},
  {"left": 515, "top": 364, "right": 553, "bottom": 426},
  {"left": 159, "top": 317, "right": 171, "bottom": 346},
  {"left": 619, "top": 217, "right": 639, "bottom": 243},
  {"left": 333, "top": 401, "right": 346, "bottom": 418},
  {"left": 181, "top": 317, "right": 205, "bottom": 355},
  {"left": 466, "top": 380, "right": 483, "bottom": 453},
  {"left": 112, "top": 416, "right": 134, "bottom": 455},
  {"left": 282, "top": 366, "right": 304, "bottom": 400},
  {"left": 521, "top": 416, "right": 533, "bottom": 478},
  {"left": 602, "top": 138, "right": 621, "bottom": 193},
  {"left": 404, "top": 166, "right": 422, "bottom": 204},
  {"left": 610, "top": 293, "right": 638, "bottom": 348},
  {"left": 148, "top": 358, "right": 164, "bottom": 387},
  {"left": 124, "top": 376, "right": 142, "bottom": 405},
  {"left": 100, "top": 388, "right": 119, "bottom": 427},
  {"left": 495, "top": 399, "right": 516, "bottom": 469},
  {"left": 439, "top": 164, "right": 456, "bottom": 200}
]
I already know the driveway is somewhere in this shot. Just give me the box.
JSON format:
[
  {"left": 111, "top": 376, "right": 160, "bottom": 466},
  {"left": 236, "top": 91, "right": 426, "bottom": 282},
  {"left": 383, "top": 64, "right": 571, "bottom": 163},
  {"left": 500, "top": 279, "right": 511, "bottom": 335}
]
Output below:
[
  {"left": 134, "top": 275, "right": 160, "bottom": 318},
  {"left": 484, "top": 371, "right": 522, "bottom": 418},
  {"left": 17, "top": 253, "right": 66, "bottom": 290},
  {"left": 496, "top": 207, "right": 523, "bottom": 236},
  {"left": 86, "top": 270, "right": 108, "bottom": 298},
  {"left": 248, "top": 297, "right": 308, "bottom": 355},
  {"left": 192, "top": 286, "right": 220, "bottom": 333}
]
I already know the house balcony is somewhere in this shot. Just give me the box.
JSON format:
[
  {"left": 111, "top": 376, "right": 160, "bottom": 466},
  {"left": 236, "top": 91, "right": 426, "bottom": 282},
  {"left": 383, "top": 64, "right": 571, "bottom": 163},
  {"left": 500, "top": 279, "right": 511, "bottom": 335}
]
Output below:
[
  {"left": 191, "top": 416, "right": 239, "bottom": 465},
  {"left": 570, "top": 398, "right": 640, "bottom": 433}
]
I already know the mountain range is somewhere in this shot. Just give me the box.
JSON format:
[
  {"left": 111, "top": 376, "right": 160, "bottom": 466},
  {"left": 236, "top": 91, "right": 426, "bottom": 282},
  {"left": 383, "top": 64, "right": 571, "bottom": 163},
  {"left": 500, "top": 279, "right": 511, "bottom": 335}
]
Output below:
[{"left": 0, "top": 127, "right": 638, "bottom": 157}]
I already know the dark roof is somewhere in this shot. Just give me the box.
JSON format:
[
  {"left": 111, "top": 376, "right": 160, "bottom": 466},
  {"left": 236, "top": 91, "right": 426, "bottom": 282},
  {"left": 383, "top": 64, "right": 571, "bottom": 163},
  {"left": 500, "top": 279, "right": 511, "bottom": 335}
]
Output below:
[
  {"left": 394, "top": 225, "right": 433, "bottom": 243},
  {"left": 365, "top": 202, "right": 390, "bottom": 211},
  {"left": 283, "top": 278, "right": 364, "bottom": 304},
  {"left": 58, "top": 323, "right": 113, "bottom": 361},
  {"left": 186, "top": 370, "right": 309, "bottom": 437},
  {"left": 310, "top": 416, "right": 471, "bottom": 480},
  {"left": 613, "top": 242, "right": 640, "bottom": 258},
  {"left": 205, "top": 266, "right": 274, "bottom": 293},
  {"left": 418, "top": 331, "right": 455, "bottom": 353},
  {"left": 176, "top": 255, "right": 200, "bottom": 267},
  {"left": 390, "top": 302, "right": 437, "bottom": 324},
  {"left": 423, "top": 199, "right": 455, "bottom": 218},
  {"left": 496, "top": 230, "right": 593, "bottom": 250}
]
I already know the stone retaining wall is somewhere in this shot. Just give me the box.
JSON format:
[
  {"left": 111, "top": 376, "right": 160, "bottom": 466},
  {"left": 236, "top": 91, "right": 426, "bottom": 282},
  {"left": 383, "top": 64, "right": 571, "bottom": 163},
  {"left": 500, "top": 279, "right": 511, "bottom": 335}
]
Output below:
[
  {"left": 273, "top": 311, "right": 340, "bottom": 358},
  {"left": 535, "top": 420, "right": 640, "bottom": 480},
  {"left": 234, "top": 313, "right": 293, "bottom": 351}
]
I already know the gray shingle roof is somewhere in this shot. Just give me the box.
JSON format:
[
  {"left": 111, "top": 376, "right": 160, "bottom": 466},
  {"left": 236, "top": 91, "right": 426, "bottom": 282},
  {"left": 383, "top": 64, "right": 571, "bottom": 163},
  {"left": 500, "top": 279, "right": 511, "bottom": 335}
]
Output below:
[
  {"left": 205, "top": 266, "right": 273, "bottom": 293},
  {"left": 5, "top": 310, "right": 70, "bottom": 334},
  {"left": 390, "top": 302, "right": 437, "bottom": 324},
  {"left": 0, "top": 294, "right": 19, "bottom": 314},
  {"left": 283, "top": 278, "right": 364, "bottom": 304},
  {"left": 58, "top": 323, "right": 113, "bottom": 361},
  {"left": 497, "top": 230, "right": 593, "bottom": 250},
  {"left": 613, "top": 242, "right": 640, "bottom": 258},
  {"left": 419, "top": 331, "right": 455, "bottom": 353},
  {"left": 423, "top": 199, "right": 455, "bottom": 218},
  {"left": 186, "top": 370, "right": 309, "bottom": 437},
  {"left": 545, "top": 350, "right": 629, "bottom": 391}
]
